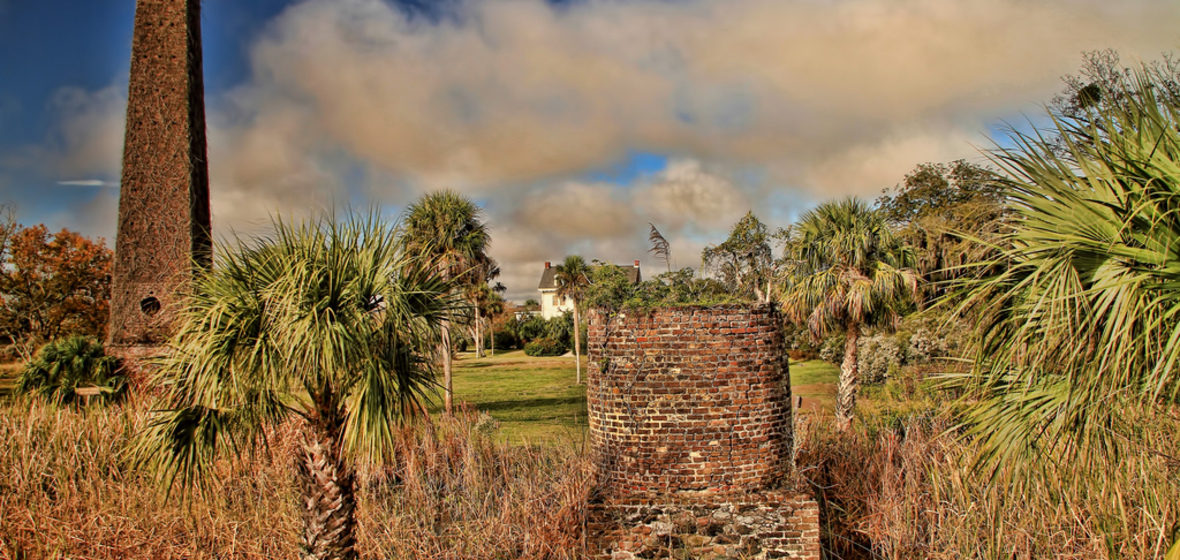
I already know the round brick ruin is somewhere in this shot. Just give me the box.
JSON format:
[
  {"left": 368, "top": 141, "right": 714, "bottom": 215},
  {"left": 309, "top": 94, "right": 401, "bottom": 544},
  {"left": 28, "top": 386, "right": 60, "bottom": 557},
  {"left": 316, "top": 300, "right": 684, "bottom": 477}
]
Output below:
[{"left": 586, "top": 305, "right": 793, "bottom": 496}]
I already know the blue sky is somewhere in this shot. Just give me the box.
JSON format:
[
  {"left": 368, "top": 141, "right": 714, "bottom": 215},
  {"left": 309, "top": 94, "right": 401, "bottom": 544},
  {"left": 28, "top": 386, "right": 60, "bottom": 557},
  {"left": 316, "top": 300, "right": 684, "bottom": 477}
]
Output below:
[{"left": 0, "top": 0, "right": 1175, "bottom": 299}]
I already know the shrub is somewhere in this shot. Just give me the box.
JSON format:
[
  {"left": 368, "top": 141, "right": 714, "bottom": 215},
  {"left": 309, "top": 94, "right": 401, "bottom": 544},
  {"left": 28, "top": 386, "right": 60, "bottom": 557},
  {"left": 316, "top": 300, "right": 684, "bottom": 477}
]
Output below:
[
  {"left": 515, "top": 315, "right": 548, "bottom": 343},
  {"left": 857, "top": 333, "right": 904, "bottom": 384},
  {"left": 524, "top": 337, "right": 568, "bottom": 357},
  {"left": 818, "top": 333, "right": 846, "bottom": 365},
  {"left": 15, "top": 335, "right": 126, "bottom": 405},
  {"left": 905, "top": 327, "right": 948, "bottom": 365},
  {"left": 489, "top": 330, "right": 518, "bottom": 350},
  {"left": 545, "top": 312, "right": 574, "bottom": 347}
]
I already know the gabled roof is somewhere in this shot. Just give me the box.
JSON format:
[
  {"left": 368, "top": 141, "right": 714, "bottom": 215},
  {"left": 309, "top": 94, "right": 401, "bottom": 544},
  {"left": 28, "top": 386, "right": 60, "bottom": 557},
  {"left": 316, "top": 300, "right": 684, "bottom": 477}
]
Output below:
[{"left": 538, "top": 263, "right": 641, "bottom": 290}]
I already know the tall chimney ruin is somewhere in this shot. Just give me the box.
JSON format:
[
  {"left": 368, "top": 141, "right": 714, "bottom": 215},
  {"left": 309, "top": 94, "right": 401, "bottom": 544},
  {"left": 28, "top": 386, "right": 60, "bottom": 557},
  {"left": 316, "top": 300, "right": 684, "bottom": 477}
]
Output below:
[{"left": 107, "top": 0, "right": 211, "bottom": 359}]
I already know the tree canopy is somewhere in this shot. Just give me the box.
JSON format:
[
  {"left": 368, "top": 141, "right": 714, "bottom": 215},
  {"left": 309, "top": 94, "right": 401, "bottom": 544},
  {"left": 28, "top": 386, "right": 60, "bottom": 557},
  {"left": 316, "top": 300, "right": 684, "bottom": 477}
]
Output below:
[
  {"left": 700, "top": 211, "right": 775, "bottom": 304},
  {"left": 0, "top": 223, "right": 112, "bottom": 358}
]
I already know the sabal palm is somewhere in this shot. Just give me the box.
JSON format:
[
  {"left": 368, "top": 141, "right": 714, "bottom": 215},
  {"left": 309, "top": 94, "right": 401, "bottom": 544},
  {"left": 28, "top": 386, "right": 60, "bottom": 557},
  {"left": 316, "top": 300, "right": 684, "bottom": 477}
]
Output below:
[
  {"left": 778, "top": 198, "right": 921, "bottom": 431},
  {"left": 952, "top": 68, "right": 1180, "bottom": 470},
  {"left": 554, "top": 255, "right": 590, "bottom": 384},
  {"left": 464, "top": 258, "right": 500, "bottom": 358},
  {"left": 399, "top": 190, "right": 490, "bottom": 414},
  {"left": 16, "top": 335, "right": 125, "bottom": 405},
  {"left": 134, "top": 214, "right": 453, "bottom": 560},
  {"left": 484, "top": 287, "right": 506, "bottom": 357}
]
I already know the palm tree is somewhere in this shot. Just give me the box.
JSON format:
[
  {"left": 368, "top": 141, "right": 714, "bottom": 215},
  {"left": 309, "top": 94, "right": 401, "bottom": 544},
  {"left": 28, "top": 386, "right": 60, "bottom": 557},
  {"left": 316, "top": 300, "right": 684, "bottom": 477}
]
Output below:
[
  {"left": 465, "top": 258, "right": 500, "bottom": 358},
  {"left": 952, "top": 65, "right": 1180, "bottom": 470},
  {"left": 778, "top": 198, "right": 921, "bottom": 431},
  {"left": 133, "top": 213, "right": 453, "bottom": 560},
  {"left": 399, "top": 190, "right": 490, "bottom": 414},
  {"left": 554, "top": 255, "right": 591, "bottom": 384},
  {"left": 16, "top": 336, "right": 126, "bottom": 405},
  {"left": 485, "top": 285, "right": 506, "bottom": 357}
]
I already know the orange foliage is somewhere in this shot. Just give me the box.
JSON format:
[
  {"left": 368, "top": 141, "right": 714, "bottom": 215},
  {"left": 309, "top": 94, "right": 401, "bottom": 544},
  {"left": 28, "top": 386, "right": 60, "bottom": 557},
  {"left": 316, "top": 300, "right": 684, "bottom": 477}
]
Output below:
[{"left": 0, "top": 224, "right": 112, "bottom": 350}]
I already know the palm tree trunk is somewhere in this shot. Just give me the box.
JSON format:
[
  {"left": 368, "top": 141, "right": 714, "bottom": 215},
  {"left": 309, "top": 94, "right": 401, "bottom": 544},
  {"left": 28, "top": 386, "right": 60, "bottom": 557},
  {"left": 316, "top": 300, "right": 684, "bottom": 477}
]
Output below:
[
  {"left": 835, "top": 323, "right": 861, "bottom": 431},
  {"left": 474, "top": 304, "right": 484, "bottom": 358},
  {"left": 297, "top": 425, "right": 357, "bottom": 560},
  {"left": 441, "top": 318, "right": 453, "bottom": 414},
  {"left": 573, "top": 305, "right": 582, "bottom": 384}
]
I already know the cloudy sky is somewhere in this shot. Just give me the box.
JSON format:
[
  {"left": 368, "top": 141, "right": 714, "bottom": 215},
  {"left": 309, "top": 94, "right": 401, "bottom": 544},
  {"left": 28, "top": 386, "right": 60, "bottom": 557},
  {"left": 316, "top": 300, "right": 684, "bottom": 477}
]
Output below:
[{"left": 0, "top": 0, "right": 1176, "bottom": 300}]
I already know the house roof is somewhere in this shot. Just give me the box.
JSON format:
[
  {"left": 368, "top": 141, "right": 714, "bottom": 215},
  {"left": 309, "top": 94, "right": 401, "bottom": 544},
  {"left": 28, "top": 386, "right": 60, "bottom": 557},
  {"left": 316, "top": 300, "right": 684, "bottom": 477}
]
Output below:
[{"left": 538, "top": 263, "right": 641, "bottom": 290}]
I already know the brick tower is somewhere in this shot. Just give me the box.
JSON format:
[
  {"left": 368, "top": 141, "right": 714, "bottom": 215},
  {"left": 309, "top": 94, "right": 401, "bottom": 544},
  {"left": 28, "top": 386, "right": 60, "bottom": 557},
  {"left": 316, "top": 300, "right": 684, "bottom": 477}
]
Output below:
[{"left": 107, "top": 0, "right": 211, "bottom": 358}]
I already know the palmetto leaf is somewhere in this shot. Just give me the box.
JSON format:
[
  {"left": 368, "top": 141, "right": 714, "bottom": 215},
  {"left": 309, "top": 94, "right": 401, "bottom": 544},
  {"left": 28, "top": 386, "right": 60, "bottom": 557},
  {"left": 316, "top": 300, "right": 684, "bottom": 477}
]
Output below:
[
  {"left": 133, "top": 211, "right": 456, "bottom": 492},
  {"left": 950, "top": 67, "right": 1180, "bottom": 471}
]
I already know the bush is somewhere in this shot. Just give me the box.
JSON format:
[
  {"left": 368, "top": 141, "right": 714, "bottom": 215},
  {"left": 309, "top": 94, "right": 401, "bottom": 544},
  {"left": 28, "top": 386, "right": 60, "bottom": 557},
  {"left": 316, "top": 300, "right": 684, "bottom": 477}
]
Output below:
[
  {"left": 16, "top": 336, "right": 126, "bottom": 405},
  {"left": 544, "top": 312, "right": 574, "bottom": 347},
  {"left": 488, "top": 330, "right": 518, "bottom": 350},
  {"left": 515, "top": 315, "right": 548, "bottom": 343},
  {"left": 857, "top": 333, "right": 904, "bottom": 384},
  {"left": 819, "top": 333, "right": 846, "bottom": 365},
  {"left": 524, "top": 337, "right": 568, "bottom": 357}
]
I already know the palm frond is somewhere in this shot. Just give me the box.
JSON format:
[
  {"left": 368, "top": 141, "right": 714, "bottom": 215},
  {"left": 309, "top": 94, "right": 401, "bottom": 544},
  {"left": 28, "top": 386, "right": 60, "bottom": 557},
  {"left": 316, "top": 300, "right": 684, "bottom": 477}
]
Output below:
[
  {"left": 135, "top": 211, "right": 456, "bottom": 494},
  {"left": 949, "top": 65, "right": 1180, "bottom": 471},
  {"left": 648, "top": 222, "right": 671, "bottom": 272}
]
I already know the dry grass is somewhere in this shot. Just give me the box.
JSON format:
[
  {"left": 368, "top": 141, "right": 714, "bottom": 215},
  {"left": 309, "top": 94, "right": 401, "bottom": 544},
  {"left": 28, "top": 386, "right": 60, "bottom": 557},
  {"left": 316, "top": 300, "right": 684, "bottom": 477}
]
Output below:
[
  {"left": 0, "top": 397, "right": 595, "bottom": 560},
  {"left": 4, "top": 367, "right": 1177, "bottom": 559},
  {"left": 796, "top": 408, "right": 1180, "bottom": 559}
]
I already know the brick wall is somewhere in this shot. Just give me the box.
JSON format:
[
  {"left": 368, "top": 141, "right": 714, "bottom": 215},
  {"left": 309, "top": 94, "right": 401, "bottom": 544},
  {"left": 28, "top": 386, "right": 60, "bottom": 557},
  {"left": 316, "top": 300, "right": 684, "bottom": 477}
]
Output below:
[
  {"left": 587, "top": 492, "right": 820, "bottom": 560},
  {"left": 586, "top": 305, "right": 792, "bottom": 496}
]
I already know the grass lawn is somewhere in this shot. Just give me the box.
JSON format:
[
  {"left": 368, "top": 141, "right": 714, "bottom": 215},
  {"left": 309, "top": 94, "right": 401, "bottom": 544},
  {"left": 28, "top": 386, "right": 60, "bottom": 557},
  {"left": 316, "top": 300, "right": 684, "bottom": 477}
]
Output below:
[
  {"left": 429, "top": 349, "right": 841, "bottom": 444},
  {"left": 428, "top": 349, "right": 590, "bottom": 445},
  {"left": 789, "top": 359, "right": 839, "bottom": 412}
]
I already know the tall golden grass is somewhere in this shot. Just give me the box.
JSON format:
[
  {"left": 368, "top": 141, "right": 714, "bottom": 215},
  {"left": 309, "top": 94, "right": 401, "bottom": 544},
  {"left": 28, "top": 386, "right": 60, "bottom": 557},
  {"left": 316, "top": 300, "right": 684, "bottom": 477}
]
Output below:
[
  {"left": 3, "top": 392, "right": 1176, "bottom": 559},
  {"left": 797, "top": 408, "right": 1180, "bottom": 559},
  {"left": 0, "top": 397, "right": 595, "bottom": 560}
]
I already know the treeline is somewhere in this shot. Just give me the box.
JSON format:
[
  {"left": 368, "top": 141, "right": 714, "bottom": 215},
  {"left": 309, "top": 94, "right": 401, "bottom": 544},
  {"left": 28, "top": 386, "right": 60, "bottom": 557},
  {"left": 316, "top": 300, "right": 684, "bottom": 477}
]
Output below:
[
  {"left": 569, "top": 50, "right": 1180, "bottom": 467},
  {"left": 0, "top": 208, "right": 112, "bottom": 361}
]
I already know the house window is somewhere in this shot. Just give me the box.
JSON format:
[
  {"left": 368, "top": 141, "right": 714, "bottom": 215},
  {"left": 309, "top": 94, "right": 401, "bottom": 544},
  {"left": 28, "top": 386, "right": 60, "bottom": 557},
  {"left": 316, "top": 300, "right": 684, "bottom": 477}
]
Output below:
[{"left": 552, "top": 296, "right": 560, "bottom": 307}]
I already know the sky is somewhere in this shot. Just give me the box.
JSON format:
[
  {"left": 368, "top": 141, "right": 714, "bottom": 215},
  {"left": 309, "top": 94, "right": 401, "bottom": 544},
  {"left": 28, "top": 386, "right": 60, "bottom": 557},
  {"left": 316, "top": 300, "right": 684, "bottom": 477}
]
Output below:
[{"left": 0, "top": 0, "right": 1177, "bottom": 301}]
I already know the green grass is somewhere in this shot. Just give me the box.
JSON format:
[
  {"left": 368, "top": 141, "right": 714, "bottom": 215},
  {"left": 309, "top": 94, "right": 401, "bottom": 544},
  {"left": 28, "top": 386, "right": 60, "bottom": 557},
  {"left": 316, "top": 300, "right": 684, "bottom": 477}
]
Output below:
[
  {"left": 789, "top": 359, "right": 838, "bottom": 386},
  {"left": 429, "top": 351, "right": 842, "bottom": 444},
  {"left": 428, "top": 349, "right": 590, "bottom": 445},
  {"left": 790, "top": 359, "right": 838, "bottom": 410}
]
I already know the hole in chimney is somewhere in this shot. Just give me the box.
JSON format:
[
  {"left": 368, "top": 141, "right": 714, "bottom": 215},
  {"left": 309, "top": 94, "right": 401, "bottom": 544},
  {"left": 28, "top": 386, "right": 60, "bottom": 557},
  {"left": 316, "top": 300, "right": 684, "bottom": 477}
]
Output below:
[{"left": 140, "top": 297, "right": 161, "bottom": 316}]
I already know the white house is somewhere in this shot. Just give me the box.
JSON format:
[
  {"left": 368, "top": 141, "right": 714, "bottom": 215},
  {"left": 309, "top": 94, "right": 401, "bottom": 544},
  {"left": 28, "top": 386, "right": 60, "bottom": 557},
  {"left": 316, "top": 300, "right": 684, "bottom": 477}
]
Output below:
[{"left": 537, "top": 260, "right": 642, "bottom": 319}]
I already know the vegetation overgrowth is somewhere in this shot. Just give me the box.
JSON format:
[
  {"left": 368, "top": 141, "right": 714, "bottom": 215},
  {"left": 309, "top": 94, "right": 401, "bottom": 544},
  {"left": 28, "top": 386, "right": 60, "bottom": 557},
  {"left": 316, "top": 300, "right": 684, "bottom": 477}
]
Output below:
[
  {"left": 15, "top": 336, "right": 125, "bottom": 406},
  {"left": 3, "top": 359, "right": 1176, "bottom": 559},
  {"left": 797, "top": 405, "right": 1180, "bottom": 559},
  {"left": 0, "top": 397, "right": 593, "bottom": 560},
  {"left": 135, "top": 213, "right": 458, "bottom": 559}
]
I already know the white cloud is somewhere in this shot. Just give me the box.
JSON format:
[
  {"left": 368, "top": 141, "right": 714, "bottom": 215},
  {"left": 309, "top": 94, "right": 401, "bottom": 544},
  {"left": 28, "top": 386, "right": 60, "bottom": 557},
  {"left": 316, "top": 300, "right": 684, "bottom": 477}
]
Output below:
[
  {"left": 14, "top": 0, "right": 1180, "bottom": 299},
  {"left": 56, "top": 179, "right": 116, "bottom": 187}
]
